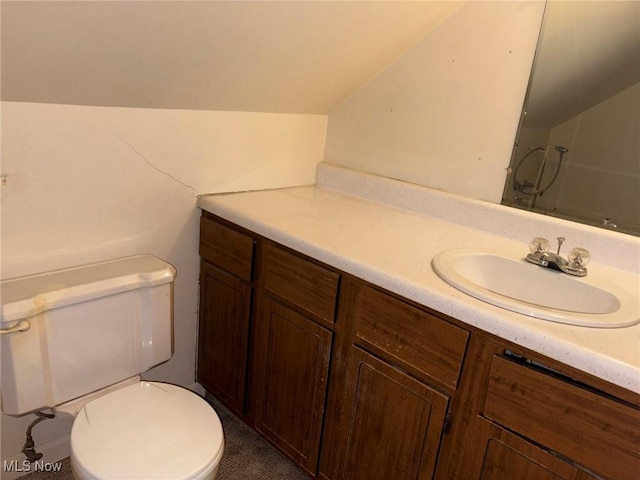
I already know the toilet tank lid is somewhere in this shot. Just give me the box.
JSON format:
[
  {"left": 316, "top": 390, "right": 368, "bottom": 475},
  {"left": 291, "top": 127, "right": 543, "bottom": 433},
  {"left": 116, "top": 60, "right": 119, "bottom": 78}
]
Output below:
[{"left": 1, "top": 255, "right": 176, "bottom": 323}]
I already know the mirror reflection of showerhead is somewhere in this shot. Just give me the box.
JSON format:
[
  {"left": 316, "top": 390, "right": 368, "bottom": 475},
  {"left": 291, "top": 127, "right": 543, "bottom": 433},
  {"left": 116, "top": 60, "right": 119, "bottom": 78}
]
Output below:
[{"left": 554, "top": 145, "right": 569, "bottom": 154}]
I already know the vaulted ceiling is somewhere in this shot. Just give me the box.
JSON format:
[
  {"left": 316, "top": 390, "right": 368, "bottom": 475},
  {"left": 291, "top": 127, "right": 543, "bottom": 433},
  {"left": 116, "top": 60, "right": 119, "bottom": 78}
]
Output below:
[{"left": 1, "top": 1, "right": 463, "bottom": 114}]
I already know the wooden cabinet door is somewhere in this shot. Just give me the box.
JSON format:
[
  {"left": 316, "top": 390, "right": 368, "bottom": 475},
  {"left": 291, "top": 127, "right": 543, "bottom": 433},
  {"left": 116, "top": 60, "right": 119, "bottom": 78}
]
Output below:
[
  {"left": 197, "top": 261, "right": 252, "bottom": 415},
  {"left": 254, "top": 298, "right": 333, "bottom": 476},
  {"left": 482, "top": 355, "right": 640, "bottom": 480},
  {"left": 475, "top": 418, "right": 599, "bottom": 480},
  {"left": 339, "top": 347, "right": 449, "bottom": 480}
]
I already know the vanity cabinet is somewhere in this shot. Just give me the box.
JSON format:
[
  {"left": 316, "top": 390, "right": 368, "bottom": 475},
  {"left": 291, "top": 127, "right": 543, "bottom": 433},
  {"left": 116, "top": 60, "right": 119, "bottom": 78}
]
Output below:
[
  {"left": 197, "top": 214, "right": 256, "bottom": 416},
  {"left": 252, "top": 243, "right": 339, "bottom": 476},
  {"left": 319, "top": 280, "right": 469, "bottom": 480},
  {"left": 334, "top": 347, "right": 448, "bottom": 479},
  {"left": 198, "top": 213, "right": 639, "bottom": 480},
  {"left": 436, "top": 334, "right": 640, "bottom": 480},
  {"left": 481, "top": 355, "right": 639, "bottom": 480},
  {"left": 473, "top": 419, "right": 600, "bottom": 480}
]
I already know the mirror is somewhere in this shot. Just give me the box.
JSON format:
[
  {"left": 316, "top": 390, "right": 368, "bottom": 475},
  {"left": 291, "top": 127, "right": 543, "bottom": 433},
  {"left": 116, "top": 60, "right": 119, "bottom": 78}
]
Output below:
[{"left": 502, "top": 1, "right": 639, "bottom": 236}]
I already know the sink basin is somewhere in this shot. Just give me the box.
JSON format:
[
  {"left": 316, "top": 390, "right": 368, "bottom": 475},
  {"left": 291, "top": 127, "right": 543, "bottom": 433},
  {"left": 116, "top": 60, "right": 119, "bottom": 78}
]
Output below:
[{"left": 432, "top": 249, "right": 639, "bottom": 328}]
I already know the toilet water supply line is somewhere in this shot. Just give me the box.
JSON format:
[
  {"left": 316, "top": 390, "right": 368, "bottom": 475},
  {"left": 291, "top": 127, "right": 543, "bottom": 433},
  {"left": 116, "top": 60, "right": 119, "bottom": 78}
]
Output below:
[{"left": 22, "top": 410, "right": 55, "bottom": 463}]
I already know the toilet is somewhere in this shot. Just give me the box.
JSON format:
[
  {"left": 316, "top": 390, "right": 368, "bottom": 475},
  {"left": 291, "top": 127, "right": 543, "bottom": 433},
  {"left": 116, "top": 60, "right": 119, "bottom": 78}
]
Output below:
[{"left": 0, "top": 255, "right": 224, "bottom": 479}]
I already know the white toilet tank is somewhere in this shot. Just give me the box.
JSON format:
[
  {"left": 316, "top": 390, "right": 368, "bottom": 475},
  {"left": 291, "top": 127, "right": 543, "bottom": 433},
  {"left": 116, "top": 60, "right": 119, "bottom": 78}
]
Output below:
[{"left": 1, "top": 255, "right": 176, "bottom": 416}]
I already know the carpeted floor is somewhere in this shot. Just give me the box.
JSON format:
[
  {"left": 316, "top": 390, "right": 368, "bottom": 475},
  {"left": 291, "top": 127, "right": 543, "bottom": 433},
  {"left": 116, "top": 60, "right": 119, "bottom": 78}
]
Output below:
[{"left": 19, "top": 396, "right": 308, "bottom": 480}]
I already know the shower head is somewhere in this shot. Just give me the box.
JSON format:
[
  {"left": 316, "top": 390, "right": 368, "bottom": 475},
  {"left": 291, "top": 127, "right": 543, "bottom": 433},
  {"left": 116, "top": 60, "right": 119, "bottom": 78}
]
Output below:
[{"left": 554, "top": 145, "right": 569, "bottom": 154}]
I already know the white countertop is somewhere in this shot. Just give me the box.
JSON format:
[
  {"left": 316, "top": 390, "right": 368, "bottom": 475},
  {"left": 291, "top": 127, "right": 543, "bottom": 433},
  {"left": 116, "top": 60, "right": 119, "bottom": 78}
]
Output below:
[{"left": 197, "top": 164, "right": 640, "bottom": 394}]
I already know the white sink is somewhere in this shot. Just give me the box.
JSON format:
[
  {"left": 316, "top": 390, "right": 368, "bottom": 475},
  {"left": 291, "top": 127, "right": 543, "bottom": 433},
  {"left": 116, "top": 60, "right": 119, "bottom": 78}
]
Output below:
[{"left": 432, "top": 249, "right": 639, "bottom": 328}]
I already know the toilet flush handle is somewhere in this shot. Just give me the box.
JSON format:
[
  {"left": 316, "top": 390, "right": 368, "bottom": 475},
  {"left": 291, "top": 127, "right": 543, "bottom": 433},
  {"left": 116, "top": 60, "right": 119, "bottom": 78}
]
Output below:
[{"left": 0, "top": 319, "right": 31, "bottom": 335}]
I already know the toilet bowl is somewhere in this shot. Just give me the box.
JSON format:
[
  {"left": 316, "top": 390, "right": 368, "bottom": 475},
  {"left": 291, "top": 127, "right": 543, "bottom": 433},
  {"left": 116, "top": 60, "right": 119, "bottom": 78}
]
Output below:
[{"left": 64, "top": 381, "right": 224, "bottom": 480}]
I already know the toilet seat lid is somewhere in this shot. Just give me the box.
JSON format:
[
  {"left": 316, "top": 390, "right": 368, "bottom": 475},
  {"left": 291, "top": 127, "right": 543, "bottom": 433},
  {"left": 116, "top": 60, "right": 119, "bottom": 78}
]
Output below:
[{"left": 71, "top": 382, "right": 224, "bottom": 479}]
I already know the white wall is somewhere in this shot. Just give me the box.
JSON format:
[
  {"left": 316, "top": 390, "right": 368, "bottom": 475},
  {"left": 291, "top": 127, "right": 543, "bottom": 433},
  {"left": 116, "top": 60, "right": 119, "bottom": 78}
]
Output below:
[
  {"left": 0, "top": 101, "right": 326, "bottom": 474},
  {"left": 324, "top": 0, "right": 545, "bottom": 203}
]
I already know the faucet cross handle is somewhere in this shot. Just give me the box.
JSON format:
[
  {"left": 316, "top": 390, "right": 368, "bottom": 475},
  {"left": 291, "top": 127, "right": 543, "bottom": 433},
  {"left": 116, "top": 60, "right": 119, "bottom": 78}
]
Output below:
[
  {"left": 556, "top": 237, "right": 566, "bottom": 255},
  {"left": 529, "top": 237, "right": 550, "bottom": 254},
  {"left": 568, "top": 247, "right": 591, "bottom": 268}
]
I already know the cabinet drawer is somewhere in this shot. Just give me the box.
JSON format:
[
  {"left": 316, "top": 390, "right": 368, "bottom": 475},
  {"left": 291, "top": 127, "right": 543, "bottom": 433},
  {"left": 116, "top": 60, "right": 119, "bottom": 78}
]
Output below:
[
  {"left": 483, "top": 355, "right": 640, "bottom": 480},
  {"left": 263, "top": 244, "right": 339, "bottom": 326},
  {"left": 354, "top": 285, "right": 468, "bottom": 389},
  {"left": 200, "top": 216, "right": 254, "bottom": 281}
]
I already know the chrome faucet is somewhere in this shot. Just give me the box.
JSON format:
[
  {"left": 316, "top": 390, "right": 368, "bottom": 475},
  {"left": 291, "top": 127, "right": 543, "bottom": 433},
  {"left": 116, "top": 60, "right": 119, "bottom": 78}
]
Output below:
[{"left": 525, "top": 236, "right": 590, "bottom": 277}]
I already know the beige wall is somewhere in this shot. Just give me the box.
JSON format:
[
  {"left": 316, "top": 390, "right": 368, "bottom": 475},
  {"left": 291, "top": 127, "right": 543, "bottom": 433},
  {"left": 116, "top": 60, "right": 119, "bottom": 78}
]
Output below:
[
  {"left": 0, "top": 102, "right": 326, "bottom": 473},
  {"left": 323, "top": 1, "right": 545, "bottom": 203}
]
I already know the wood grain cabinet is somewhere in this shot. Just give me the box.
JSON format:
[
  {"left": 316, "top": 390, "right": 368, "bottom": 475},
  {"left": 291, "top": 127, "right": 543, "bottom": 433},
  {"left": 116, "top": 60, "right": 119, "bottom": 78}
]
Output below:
[
  {"left": 252, "top": 243, "right": 339, "bottom": 476},
  {"left": 337, "top": 347, "right": 449, "bottom": 479},
  {"left": 477, "top": 354, "right": 640, "bottom": 480},
  {"left": 437, "top": 334, "right": 640, "bottom": 480},
  {"left": 197, "top": 214, "right": 256, "bottom": 415},
  {"left": 319, "top": 281, "right": 469, "bottom": 480},
  {"left": 198, "top": 214, "right": 640, "bottom": 480},
  {"left": 475, "top": 419, "right": 600, "bottom": 480}
]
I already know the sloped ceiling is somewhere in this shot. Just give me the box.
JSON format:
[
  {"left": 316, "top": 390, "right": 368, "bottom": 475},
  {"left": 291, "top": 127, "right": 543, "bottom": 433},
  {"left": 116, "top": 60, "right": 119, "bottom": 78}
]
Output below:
[{"left": 1, "top": 1, "right": 463, "bottom": 114}]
